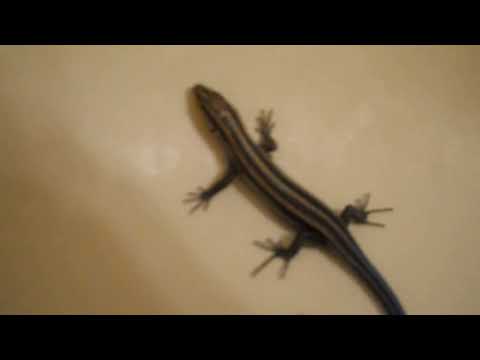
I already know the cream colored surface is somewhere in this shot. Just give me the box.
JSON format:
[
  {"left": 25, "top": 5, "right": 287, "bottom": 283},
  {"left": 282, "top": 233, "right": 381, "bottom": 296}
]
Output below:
[{"left": 1, "top": 46, "right": 479, "bottom": 314}]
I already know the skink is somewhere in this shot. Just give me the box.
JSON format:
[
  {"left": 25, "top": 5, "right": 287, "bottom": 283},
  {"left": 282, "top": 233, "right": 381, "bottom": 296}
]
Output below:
[{"left": 185, "top": 84, "right": 406, "bottom": 315}]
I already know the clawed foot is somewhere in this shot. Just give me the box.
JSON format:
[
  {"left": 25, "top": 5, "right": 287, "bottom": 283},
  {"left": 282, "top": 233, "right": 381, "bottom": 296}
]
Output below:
[
  {"left": 251, "top": 238, "right": 297, "bottom": 278},
  {"left": 256, "top": 109, "right": 277, "bottom": 153},
  {"left": 256, "top": 109, "right": 275, "bottom": 136},
  {"left": 342, "top": 193, "right": 393, "bottom": 227},
  {"left": 183, "top": 187, "right": 210, "bottom": 214}
]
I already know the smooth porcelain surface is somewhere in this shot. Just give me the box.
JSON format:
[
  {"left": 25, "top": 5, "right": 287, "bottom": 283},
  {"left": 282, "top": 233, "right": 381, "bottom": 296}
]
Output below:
[{"left": 1, "top": 46, "right": 479, "bottom": 314}]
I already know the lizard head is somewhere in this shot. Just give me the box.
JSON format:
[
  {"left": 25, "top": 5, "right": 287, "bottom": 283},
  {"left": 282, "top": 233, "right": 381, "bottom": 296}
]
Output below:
[{"left": 192, "top": 84, "right": 239, "bottom": 134}]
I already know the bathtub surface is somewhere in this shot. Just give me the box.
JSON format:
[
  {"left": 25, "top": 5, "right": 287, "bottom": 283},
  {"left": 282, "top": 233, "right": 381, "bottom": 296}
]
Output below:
[{"left": 1, "top": 45, "right": 479, "bottom": 314}]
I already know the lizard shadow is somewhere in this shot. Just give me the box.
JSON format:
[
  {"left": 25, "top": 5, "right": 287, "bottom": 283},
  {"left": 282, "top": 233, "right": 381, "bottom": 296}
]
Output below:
[{"left": 185, "top": 87, "right": 394, "bottom": 314}]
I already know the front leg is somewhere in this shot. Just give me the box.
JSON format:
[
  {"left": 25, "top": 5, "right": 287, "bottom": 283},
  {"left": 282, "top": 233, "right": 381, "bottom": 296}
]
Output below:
[
  {"left": 255, "top": 109, "right": 277, "bottom": 154},
  {"left": 184, "top": 163, "right": 239, "bottom": 213},
  {"left": 340, "top": 193, "right": 393, "bottom": 227}
]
